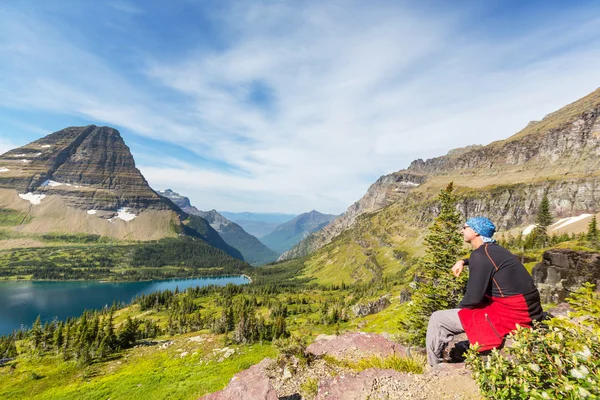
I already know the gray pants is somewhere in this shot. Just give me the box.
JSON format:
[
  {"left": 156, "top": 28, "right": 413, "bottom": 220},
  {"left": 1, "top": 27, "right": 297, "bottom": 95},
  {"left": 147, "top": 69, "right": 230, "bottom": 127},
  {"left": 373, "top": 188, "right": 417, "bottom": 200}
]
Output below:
[{"left": 426, "top": 308, "right": 465, "bottom": 366}]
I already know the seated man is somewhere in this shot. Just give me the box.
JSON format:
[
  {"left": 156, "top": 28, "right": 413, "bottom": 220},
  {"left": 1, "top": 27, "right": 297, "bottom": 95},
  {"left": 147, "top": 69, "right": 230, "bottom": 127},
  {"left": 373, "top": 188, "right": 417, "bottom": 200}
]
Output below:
[{"left": 426, "top": 216, "right": 543, "bottom": 366}]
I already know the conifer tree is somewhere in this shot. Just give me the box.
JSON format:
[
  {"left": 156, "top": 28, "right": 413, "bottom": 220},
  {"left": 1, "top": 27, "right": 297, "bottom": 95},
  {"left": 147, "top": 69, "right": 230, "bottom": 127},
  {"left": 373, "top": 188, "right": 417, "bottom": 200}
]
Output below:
[
  {"left": 30, "top": 315, "right": 43, "bottom": 350},
  {"left": 587, "top": 214, "right": 598, "bottom": 245},
  {"left": 401, "top": 182, "right": 466, "bottom": 346},
  {"left": 530, "top": 194, "right": 553, "bottom": 247}
]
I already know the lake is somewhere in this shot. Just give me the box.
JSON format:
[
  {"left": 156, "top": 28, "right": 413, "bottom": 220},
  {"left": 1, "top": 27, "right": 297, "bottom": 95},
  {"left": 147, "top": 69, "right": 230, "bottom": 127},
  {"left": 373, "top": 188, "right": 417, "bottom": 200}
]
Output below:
[{"left": 0, "top": 275, "right": 250, "bottom": 336}]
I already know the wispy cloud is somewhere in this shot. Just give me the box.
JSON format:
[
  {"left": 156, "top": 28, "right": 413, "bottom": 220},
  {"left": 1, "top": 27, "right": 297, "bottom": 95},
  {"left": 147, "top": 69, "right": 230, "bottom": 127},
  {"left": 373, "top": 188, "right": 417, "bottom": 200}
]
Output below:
[
  {"left": 107, "top": 1, "right": 144, "bottom": 14},
  {"left": 0, "top": 1, "right": 599, "bottom": 212}
]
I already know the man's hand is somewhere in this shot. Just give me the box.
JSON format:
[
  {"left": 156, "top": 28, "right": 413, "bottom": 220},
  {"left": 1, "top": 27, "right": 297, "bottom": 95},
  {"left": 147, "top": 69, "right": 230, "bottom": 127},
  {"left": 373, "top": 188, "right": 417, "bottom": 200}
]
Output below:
[{"left": 452, "top": 260, "right": 465, "bottom": 277}]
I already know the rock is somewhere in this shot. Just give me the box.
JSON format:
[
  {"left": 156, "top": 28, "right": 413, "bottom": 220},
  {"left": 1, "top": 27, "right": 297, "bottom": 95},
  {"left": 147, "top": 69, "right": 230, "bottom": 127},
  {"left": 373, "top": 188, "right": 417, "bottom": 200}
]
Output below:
[
  {"left": 159, "top": 341, "right": 174, "bottom": 350},
  {"left": 315, "top": 368, "right": 408, "bottom": 400},
  {"left": 223, "top": 349, "right": 235, "bottom": 359},
  {"left": 532, "top": 248, "right": 600, "bottom": 303},
  {"left": 306, "top": 332, "right": 409, "bottom": 361},
  {"left": 547, "top": 302, "right": 573, "bottom": 318},
  {"left": 352, "top": 295, "right": 391, "bottom": 317},
  {"left": 282, "top": 366, "right": 293, "bottom": 380},
  {"left": 180, "top": 352, "right": 188, "bottom": 358},
  {"left": 199, "top": 358, "right": 277, "bottom": 400}
]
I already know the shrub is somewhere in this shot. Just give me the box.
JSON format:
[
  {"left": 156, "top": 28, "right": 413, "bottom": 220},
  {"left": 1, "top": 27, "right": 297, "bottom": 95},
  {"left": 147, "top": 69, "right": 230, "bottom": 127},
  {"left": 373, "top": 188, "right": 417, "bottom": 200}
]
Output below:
[{"left": 466, "top": 283, "right": 600, "bottom": 399}]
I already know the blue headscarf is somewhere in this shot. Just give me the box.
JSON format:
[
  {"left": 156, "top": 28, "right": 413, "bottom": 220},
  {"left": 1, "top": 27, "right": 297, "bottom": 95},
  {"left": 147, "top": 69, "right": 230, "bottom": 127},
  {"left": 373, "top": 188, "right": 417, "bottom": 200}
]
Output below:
[{"left": 466, "top": 217, "right": 496, "bottom": 243}]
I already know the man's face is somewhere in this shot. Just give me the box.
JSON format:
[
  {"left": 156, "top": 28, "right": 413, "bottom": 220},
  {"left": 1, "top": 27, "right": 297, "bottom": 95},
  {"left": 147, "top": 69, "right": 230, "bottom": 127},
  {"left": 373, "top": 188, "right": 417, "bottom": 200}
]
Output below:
[{"left": 462, "top": 224, "right": 478, "bottom": 243}]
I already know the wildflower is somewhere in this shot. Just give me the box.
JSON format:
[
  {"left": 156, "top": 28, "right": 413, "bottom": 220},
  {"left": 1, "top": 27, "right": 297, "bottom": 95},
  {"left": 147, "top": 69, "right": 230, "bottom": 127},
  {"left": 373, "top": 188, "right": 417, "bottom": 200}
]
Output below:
[
  {"left": 578, "top": 387, "right": 591, "bottom": 398},
  {"left": 541, "top": 392, "right": 551, "bottom": 399},
  {"left": 575, "top": 346, "right": 592, "bottom": 360},
  {"left": 570, "top": 366, "right": 589, "bottom": 379},
  {"left": 528, "top": 363, "right": 540, "bottom": 373}
]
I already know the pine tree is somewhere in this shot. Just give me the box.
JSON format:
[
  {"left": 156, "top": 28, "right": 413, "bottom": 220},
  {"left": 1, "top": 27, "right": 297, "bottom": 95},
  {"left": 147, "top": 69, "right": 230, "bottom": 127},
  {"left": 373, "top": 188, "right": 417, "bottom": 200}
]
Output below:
[
  {"left": 587, "top": 215, "right": 598, "bottom": 245},
  {"left": 531, "top": 194, "right": 553, "bottom": 247},
  {"left": 401, "top": 182, "right": 466, "bottom": 346},
  {"left": 30, "top": 315, "right": 43, "bottom": 350}
]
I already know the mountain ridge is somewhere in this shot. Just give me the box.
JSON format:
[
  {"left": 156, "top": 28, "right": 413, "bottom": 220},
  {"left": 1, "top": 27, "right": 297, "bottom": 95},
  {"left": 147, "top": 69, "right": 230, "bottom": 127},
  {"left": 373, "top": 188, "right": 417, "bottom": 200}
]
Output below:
[{"left": 159, "top": 189, "right": 279, "bottom": 265}]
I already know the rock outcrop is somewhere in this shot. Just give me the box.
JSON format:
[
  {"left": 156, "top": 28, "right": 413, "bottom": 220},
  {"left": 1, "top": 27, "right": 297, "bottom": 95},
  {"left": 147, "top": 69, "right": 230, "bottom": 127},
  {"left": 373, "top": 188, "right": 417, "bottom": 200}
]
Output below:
[
  {"left": 306, "top": 332, "right": 409, "bottom": 361},
  {"left": 532, "top": 248, "right": 600, "bottom": 303},
  {"left": 198, "top": 358, "right": 278, "bottom": 400},
  {"left": 351, "top": 295, "right": 391, "bottom": 317}
]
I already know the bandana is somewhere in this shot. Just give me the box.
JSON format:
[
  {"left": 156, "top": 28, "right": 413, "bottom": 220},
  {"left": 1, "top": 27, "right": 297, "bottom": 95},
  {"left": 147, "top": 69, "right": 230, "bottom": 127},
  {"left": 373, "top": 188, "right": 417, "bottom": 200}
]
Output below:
[{"left": 466, "top": 217, "right": 496, "bottom": 243}]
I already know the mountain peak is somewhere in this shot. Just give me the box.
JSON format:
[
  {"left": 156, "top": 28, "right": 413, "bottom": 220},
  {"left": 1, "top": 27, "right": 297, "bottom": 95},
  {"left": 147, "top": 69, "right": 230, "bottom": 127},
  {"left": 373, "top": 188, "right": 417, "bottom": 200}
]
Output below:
[{"left": 0, "top": 125, "right": 166, "bottom": 212}]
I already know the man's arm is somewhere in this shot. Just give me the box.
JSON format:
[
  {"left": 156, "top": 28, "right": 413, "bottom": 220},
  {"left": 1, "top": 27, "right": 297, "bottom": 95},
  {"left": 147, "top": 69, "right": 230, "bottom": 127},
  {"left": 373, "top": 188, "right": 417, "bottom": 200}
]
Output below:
[{"left": 458, "top": 251, "right": 494, "bottom": 308}]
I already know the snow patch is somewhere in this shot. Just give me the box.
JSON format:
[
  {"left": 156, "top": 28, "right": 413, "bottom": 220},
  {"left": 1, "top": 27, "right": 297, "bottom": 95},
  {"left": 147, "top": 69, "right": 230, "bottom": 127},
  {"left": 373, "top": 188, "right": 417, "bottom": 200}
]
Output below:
[
  {"left": 13, "top": 154, "right": 27, "bottom": 157},
  {"left": 522, "top": 224, "right": 536, "bottom": 235},
  {"left": 19, "top": 192, "right": 46, "bottom": 205},
  {"left": 41, "top": 145, "right": 51, "bottom": 148},
  {"left": 551, "top": 214, "right": 593, "bottom": 231},
  {"left": 399, "top": 181, "right": 420, "bottom": 187},
  {"left": 41, "top": 180, "right": 63, "bottom": 187},
  {"left": 116, "top": 207, "right": 136, "bottom": 222},
  {"left": 87, "top": 210, "right": 97, "bottom": 215},
  {"left": 34, "top": 153, "right": 42, "bottom": 156},
  {"left": 0, "top": 168, "right": 9, "bottom": 173},
  {"left": 20, "top": 159, "right": 31, "bottom": 163}
]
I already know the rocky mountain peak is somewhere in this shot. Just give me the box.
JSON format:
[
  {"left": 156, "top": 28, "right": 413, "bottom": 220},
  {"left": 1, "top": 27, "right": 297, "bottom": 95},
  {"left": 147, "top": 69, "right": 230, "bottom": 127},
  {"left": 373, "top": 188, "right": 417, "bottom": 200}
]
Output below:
[{"left": 0, "top": 125, "right": 167, "bottom": 212}]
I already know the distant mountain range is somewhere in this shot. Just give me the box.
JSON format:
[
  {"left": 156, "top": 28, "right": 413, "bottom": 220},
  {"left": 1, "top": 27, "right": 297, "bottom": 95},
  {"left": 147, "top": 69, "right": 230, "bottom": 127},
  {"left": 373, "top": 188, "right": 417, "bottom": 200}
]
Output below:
[
  {"left": 158, "top": 190, "right": 279, "bottom": 266},
  {"left": 219, "top": 212, "right": 297, "bottom": 238},
  {"left": 260, "top": 210, "right": 338, "bottom": 254}
]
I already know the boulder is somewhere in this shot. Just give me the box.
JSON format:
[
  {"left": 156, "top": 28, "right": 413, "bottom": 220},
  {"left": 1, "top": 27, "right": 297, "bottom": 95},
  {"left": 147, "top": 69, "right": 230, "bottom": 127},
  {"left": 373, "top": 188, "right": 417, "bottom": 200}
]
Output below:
[
  {"left": 532, "top": 248, "right": 600, "bottom": 303},
  {"left": 199, "top": 358, "right": 277, "bottom": 400},
  {"left": 351, "top": 295, "right": 391, "bottom": 317},
  {"left": 306, "top": 332, "right": 409, "bottom": 361}
]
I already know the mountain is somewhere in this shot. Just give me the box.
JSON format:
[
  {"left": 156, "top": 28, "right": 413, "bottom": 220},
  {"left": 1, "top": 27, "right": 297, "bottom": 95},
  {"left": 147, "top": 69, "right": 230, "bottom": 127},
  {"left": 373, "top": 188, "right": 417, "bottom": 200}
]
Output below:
[
  {"left": 159, "top": 189, "right": 279, "bottom": 265},
  {"left": 260, "top": 210, "right": 337, "bottom": 254},
  {"left": 219, "top": 212, "right": 297, "bottom": 237},
  {"left": 0, "top": 125, "right": 243, "bottom": 261},
  {"left": 288, "top": 87, "right": 600, "bottom": 283}
]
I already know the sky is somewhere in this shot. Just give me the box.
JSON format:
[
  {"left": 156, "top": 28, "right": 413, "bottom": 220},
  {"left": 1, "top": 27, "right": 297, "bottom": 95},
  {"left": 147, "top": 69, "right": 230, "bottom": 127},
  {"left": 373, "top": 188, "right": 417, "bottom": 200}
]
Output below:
[{"left": 1, "top": 0, "right": 600, "bottom": 214}]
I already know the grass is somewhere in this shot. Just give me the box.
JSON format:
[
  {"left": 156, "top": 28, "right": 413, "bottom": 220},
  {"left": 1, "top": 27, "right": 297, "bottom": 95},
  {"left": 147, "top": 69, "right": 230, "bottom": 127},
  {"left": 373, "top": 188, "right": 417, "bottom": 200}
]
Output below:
[
  {"left": 300, "top": 377, "right": 319, "bottom": 398},
  {"left": 0, "top": 208, "right": 30, "bottom": 226},
  {"left": 0, "top": 336, "right": 277, "bottom": 400},
  {"left": 323, "top": 354, "right": 425, "bottom": 375}
]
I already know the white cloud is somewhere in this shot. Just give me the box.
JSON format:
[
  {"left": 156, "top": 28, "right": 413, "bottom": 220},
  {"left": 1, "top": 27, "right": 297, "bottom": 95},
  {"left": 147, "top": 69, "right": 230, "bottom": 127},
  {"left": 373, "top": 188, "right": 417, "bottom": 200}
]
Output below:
[{"left": 0, "top": 1, "right": 600, "bottom": 213}]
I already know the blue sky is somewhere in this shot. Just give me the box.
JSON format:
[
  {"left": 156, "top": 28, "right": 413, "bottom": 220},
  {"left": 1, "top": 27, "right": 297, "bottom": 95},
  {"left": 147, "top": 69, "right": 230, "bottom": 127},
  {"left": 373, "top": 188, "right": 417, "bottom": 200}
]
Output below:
[{"left": 1, "top": 0, "right": 600, "bottom": 213}]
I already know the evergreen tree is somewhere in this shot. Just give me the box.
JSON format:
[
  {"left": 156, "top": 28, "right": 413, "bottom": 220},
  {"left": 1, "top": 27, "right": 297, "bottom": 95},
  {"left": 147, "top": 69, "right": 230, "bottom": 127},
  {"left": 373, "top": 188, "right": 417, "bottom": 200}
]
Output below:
[
  {"left": 530, "top": 194, "right": 553, "bottom": 248},
  {"left": 587, "top": 215, "right": 598, "bottom": 245},
  {"left": 53, "top": 322, "right": 64, "bottom": 354},
  {"left": 401, "top": 182, "right": 466, "bottom": 346},
  {"left": 30, "top": 315, "right": 43, "bottom": 350}
]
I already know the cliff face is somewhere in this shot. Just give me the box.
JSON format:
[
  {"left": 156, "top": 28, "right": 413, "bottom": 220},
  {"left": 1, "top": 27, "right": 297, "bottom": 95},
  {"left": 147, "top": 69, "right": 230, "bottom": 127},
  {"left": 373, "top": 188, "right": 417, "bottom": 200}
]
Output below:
[
  {"left": 288, "top": 87, "right": 600, "bottom": 282},
  {"left": 0, "top": 125, "right": 167, "bottom": 212}
]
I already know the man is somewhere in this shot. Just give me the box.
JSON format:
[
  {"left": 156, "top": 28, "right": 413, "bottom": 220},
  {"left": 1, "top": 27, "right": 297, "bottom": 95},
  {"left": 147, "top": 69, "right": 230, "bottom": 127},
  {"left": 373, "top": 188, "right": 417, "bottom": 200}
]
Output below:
[{"left": 425, "top": 216, "right": 543, "bottom": 367}]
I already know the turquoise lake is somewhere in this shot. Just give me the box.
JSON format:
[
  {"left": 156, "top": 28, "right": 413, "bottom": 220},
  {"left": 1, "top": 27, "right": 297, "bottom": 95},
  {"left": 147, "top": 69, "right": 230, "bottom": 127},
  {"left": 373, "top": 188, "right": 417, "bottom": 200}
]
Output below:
[{"left": 0, "top": 276, "right": 249, "bottom": 336}]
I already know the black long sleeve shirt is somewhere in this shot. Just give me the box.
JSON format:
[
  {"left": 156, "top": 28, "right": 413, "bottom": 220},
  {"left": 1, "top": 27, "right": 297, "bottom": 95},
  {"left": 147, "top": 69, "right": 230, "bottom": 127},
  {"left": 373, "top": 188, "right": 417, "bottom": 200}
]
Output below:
[{"left": 459, "top": 243, "right": 539, "bottom": 309}]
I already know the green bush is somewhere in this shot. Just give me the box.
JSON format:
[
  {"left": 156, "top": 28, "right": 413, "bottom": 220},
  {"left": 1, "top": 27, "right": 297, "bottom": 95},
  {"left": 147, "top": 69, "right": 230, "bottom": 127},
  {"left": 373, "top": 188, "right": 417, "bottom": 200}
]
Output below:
[{"left": 466, "top": 283, "right": 600, "bottom": 399}]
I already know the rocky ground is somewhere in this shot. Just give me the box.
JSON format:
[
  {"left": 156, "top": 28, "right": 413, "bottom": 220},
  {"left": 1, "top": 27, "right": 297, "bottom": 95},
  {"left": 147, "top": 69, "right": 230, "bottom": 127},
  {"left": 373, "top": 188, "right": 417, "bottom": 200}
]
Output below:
[{"left": 199, "top": 332, "right": 481, "bottom": 400}]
